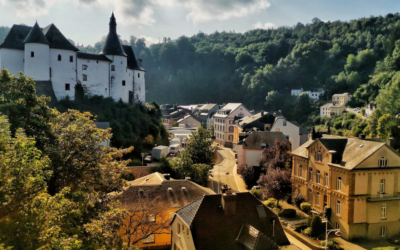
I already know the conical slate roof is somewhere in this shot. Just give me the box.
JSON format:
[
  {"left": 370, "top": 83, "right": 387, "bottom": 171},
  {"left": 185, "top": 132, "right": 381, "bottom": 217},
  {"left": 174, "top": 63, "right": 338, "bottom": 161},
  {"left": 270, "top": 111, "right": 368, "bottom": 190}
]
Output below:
[
  {"left": 43, "top": 24, "right": 79, "bottom": 51},
  {"left": 23, "top": 22, "right": 50, "bottom": 45},
  {"left": 100, "top": 13, "right": 126, "bottom": 56}
]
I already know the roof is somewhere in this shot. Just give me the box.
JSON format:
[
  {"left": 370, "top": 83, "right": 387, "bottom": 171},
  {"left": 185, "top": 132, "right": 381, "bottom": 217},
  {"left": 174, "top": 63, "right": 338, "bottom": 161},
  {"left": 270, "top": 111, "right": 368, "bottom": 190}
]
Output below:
[
  {"left": 239, "top": 132, "right": 290, "bottom": 150},
  {"left": 114, "top": 172, "right": 214, "bottom": 209},
  {"left": 77, "top": 52, "right": 112, "bottom": 62},
  {"left": 236, "top": 224, "right": 279, "bottom": 250},
  {"left": 292, "top": 138, "right": 389, "bottom": 169},
  {"left": 23, "top": 22, "right": 50, "bottom": 45},
  {"left": 333, "top": 93, "right": 350, "bottom": 97},
  {"left": 321, "top": 103, "right": 345, "bottom": 108},
  {"left": 214, "top": 103, "right": 247, "bottom": 118},
  {"left": 122, "top": 45, "right": 145, "bottom": 71},
  {"left": 94, "top": 122, "right": 110, "bottom": 129},
  {"left": 0, "top": 25, "right": 32, "bottom": 50},
  {"left": 199, "top": 103, "right": 218, "bottom": 111},
  {"left": 100, "top": 13, "right": 126, "bottom": 56},
  {"left": 271, "top": 117, "right": 309, "bottom": 135},
  {"left": 174, "top": 193, "right": 290, "bottom": 249},
  {"left": 153, "top": 145, "right": 169, "bottom": 150},
  {"left": 177, "top": 114, "right": 200, "bottom": 123},
  {"left": 42, "top": 24, "right": 79, "bottom": 51}
]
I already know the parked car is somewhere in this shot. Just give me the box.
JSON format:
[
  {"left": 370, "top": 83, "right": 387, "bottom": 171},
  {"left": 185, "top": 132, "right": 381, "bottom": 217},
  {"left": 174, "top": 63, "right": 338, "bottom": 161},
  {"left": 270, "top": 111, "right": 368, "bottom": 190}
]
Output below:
[
  {"left": 144, "top": 155, "right": 153, "bottom": 163},
  {"left": 251, "top": 186, "right": 261, "bottom": 191}
]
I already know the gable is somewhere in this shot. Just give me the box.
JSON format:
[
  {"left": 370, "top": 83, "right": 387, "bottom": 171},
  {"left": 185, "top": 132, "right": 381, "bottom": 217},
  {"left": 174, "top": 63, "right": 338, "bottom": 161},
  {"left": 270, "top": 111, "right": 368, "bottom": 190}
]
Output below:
[{"left": 355, "top": 145, "right": 400, "bottom": 169}]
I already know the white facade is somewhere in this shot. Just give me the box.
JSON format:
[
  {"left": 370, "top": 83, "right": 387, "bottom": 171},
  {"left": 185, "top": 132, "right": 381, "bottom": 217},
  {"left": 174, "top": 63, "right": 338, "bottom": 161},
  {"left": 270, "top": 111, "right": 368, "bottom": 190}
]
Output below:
[
  {"left": 51, "top": 49, "right": 77, "bottom": 100},
  {"left": 270, "top": 118, "right": 309, "bottom": 150},
  {"left": 0, "top": 49, "right": 24, "bottom": 76},
  {"left": 291, "top": 87, "right": 325, "bottom": 100},
  {"left": 24, "top": 43, "right": 50, "bottom": 81},
  {"left": 77, "top": 57, "right": 110, "bottom": 98}
]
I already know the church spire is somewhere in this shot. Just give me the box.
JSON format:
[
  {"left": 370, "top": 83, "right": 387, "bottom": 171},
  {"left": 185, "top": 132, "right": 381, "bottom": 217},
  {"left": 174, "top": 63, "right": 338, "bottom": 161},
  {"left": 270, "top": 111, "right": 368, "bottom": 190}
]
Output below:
[
  {"left": 100, "top": 12, "right": 126, "bottom": 56},
  {"left": 24, "top": 21, "right": 50, "bottom": 45}
]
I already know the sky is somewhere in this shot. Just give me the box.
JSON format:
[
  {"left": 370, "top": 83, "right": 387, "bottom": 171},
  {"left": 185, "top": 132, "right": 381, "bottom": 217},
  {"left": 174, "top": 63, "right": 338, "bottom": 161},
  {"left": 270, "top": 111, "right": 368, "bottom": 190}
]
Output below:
[{"left": 0, "top": 0, "right": 400, "bottom": 47}]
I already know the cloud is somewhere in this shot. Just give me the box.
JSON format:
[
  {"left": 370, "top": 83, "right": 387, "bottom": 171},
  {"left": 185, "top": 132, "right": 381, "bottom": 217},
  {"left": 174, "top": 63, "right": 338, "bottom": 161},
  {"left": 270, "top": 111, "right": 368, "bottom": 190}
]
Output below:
[
  {"left": 0, "top": 0, "right": 56, "bottom": 18},
  {"left": 139, "top": 35, "right": 159, "bottom": 45},
  {"left": 114, "top": 0, "right": 156, "bottom": 26},
  {"left": 253, "top": 21, "right": 276, "bottom": 29}
]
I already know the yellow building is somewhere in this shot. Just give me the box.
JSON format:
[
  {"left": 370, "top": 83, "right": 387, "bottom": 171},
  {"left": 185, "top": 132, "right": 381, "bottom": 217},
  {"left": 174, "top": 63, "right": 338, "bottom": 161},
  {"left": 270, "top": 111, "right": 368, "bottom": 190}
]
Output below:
[
  {"left": 320, "top": 103, "right": 346, "bottom": 117},
  {"left": 332, "top": 93, "right": 352, "bottom": 105},
  {"left": 291, "top": 137, "right": 400, "bottom": 240}
]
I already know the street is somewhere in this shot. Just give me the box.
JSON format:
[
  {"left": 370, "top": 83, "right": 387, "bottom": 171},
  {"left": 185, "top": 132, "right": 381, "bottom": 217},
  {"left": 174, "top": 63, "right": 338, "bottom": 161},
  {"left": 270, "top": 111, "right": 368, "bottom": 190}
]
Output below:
[{"left": 209, "top": 147, "right": 247, "bottom": 193}]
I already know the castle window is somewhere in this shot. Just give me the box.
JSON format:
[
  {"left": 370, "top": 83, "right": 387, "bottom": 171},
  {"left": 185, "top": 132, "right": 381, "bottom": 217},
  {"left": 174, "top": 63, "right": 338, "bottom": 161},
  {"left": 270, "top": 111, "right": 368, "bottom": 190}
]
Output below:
[
  {"left": 65, "top": 83, "right": 70, "bottom": 91},
  {"left": 299, "top": 165, "right": 302, "bottom": 178},
  {"left": 31, "top": 51, "right": 34, "bottom": 57},
  {"left": 309, "top": 169, "right": 312, "bottom": 181},
  {"left": 138, "top": 73, "right": 140, "bottom": 78},
  {"left": 316, "top": 192, "right": 320, "bottom": 205},
  {"left": 58, "top": 55, "right": 62, "bottom": 61},
  {"left": 122, "top": 80, "right": 126, "bottom": 86},
  {"left": 325, "top": 173, "right": 328, "bottom": 186},
  {"left": 317, "top": 151, "right": 322, "bottom": 162},
  {"left": 83, "top": 74, "right": 87, "bottom": 81},
  {"left": 70, "top": 56, "right": 73, "bottom": 62},
  {"left": 82, "top": 65, "right": 88, "bottom": 70},
  {"left": 111, "top": 65, "right": 115, "bottom": 71},
  {"left": 121, "top": 61, "right": 123, "bottom": 64}
]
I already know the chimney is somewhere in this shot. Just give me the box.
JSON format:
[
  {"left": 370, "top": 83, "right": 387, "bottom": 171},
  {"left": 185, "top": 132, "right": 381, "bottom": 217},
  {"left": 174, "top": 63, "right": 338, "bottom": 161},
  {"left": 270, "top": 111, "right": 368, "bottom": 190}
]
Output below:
[
  {"left": 261, "top": 110, "right": 264, "bottom": 116},
  {"left": 387, "top": 138, "right": 395, "bottom": 148},
  {"left": 221, "top": 192, "right": 236, "bottom": 216},
  {"left": 221, "top": 184, "right": 231, "bottom": 194},
  {"left": 164, "top": 173, "right": 170, "bottom": 180}
]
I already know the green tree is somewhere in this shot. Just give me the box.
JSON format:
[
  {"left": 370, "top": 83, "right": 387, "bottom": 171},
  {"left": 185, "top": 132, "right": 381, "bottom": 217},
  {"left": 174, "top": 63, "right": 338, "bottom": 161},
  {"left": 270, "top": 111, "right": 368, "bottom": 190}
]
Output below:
[{"left": 185, "top": 127, "right": 214, "bottom": 164}]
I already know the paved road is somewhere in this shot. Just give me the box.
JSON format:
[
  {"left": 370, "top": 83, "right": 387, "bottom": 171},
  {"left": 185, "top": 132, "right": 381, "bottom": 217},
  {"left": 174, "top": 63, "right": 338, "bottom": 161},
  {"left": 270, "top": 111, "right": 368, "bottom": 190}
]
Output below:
[{"left": 209, "top": 147, "right": 247, "bottom": 193}]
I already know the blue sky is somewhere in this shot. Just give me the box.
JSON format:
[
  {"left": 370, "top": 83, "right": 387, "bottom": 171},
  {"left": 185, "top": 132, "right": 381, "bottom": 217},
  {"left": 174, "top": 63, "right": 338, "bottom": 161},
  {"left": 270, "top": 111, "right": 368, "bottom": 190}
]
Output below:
[{"left": 0, "top": 0, "right": 399, "bottom": 46}]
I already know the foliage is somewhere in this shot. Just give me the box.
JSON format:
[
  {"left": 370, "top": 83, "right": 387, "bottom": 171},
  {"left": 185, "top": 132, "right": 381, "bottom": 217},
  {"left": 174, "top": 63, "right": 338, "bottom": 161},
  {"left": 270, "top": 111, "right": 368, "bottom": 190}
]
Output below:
[
  {"left": 237, "top": 164, "right": 257, "bottom": 189},
  {"left": 303, "top": 227, "right": 312, "bottom": 237},
  {"left": 250, "top": 189, "right": 262, "bottom": 199},
  {"left": 264, "top": 198, "right": 277, "bottom": 208},
  {"left": 272, "top": 208, "right": 281, "bottom": 215},
  {"left": 184, "top": 127, "right": 214, "bottom": 165},
  {"left": 294, "top": 193, "right": 305, "bottom": 208},
  {"left": 259, "top": 139, "right": 291, "bottom": 170},
  {"left": 278, "top": 209, "right": 296, "bottom": 218},
  {"left": 300, "top": 202, "right": 312, "bottom": 213},
  {"left": 258, "top": 167, "right": 293, "bottom": 206},
  {"left": 320, "top": 240, "right": 340, "bottom": 250},
  {"left": 172, "top": 121, "right": 179, "bottom": 127},
  {"left": 310, "top": 215, "right": 323, "bottom": 237},
  {"left": 324, "top": 206, "right": 332, "bottom": 221}
]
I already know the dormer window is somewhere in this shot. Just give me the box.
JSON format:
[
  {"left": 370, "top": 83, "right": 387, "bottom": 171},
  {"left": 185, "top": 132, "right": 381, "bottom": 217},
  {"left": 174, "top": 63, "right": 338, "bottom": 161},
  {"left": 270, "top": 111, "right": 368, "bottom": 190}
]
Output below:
[
  {"left": 111, "top": 65, "right": 115, "bottom": 71},
  {"left": 379, "top": 157, "right": 387, "bottom": 167},
  {"left": 58, "top": 54, "right": 62, "bottom": 61}
]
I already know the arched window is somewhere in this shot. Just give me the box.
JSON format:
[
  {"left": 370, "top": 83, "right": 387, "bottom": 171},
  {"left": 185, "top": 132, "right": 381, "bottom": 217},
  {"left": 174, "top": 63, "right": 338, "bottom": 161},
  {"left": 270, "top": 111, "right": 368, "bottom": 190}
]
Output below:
[
  {"left": 379, "top": 157, "right": 387, "bottom": 167},
  {"left": 58, "top": 54, "right": 61, "bottom": 61},
  {"left": 316, "top": 192, "right": 320, "bottom": 205},
  {"left": 317, "top": 151, "right": 322, "bottom": 162},
  {"left": 317, "top": 171, "right": 320, "bottom": 184},
  {"left": 82, "top": 65, "right": 88, "bottom": 70},
  {"left": 111, "top": 65, "right": 115, "bottom": 71},
  {"left": 309, "top": 168, "right": 313, "bottom": 181},
  {"left": 299, "top": 165, "right": 302, "bottom": 178},
  {"left": 309, "top": 189, "right": 312, "bottom": 203}
]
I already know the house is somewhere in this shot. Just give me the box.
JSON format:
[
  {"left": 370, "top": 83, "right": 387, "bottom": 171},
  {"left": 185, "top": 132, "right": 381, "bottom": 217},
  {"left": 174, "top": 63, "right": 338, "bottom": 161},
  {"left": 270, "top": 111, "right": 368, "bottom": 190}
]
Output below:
[
  {"left": 113, "top": 172, "right": 214, "bottom": 249},
  {"left": 213, "top": 103, "right": 252, "bottom": 147},
  {"left": 320, "top": 102, "right": 346, "bottom": 117},
  {"left": 161, "top": 104, "right": 178, "bottom": 116},
  {"left": 332, "top": 93, "right": 352, "bottom": 106},
  {"left": 94, "top": 122, "right": 110, "bottom": 147},
  {"left": 291, "top": 88, "right": 325, "bottom": 100},
  {"left": 196, "top": 103, "right": 219, "bottom": 129},
  {"left": 365, "top": 103, "right": 376, "bottom": 118},
  {"left": 177, "top": 114, "right": 201, "bottom": 128},
  {"left": 236, "top": 131, "right": 290, "bottom": 167},
  {"left": 291, "top": 88, "right": 304, "bottom": 97},
  {"left": 0, "top": 13, "right": 145, "bottom": 104},
  {"left": 291, "top": 136, "right": 400, "bottom": 240},
  {"left": 233, "top": 110, "right": 282, "bottom": 145},
  {"left": 270, "top": 118, "right": 309, "bottom": 151},
  {"left": 170, "top": 190, "right": 291, "bottom": 250}
]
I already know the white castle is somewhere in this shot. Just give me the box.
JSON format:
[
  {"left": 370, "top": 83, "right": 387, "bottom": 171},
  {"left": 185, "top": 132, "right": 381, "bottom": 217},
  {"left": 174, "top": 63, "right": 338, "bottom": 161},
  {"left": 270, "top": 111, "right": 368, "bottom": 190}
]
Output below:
[{"left": 0, "top": 13, "right": 145, "bottom": 104}]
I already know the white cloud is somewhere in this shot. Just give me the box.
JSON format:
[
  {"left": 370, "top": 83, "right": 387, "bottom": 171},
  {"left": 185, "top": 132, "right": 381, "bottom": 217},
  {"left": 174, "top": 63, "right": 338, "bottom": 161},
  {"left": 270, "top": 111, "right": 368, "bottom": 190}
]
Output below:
[
  {"left": 253, "top": 21, "right": 276, "bottom": 29},
  {"left": 1, "top": 0, "right": 56, "bottom": 18},
  {"left": 139, "top": 35, "right": 159, "bottom": 45}
]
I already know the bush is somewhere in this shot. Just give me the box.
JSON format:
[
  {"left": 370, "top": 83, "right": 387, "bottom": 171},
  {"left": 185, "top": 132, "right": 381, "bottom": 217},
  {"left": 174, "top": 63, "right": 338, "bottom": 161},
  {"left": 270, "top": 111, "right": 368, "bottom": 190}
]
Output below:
[
  {"left": 303, "top": 227, "right": 312, "bottom": 236},
  {"left": 333, "top": 121, "right": 342, "bottom": 129},
  {"left": 343, "top": 119, "right": 354, "bottom": 129},
  {"left": 130, "top": 159, "right": 143, "bottom": 166},
  {"left": 172, "top": 122, "right": 179, "bottom": 127},
  {"left": 294, "top": 193, "right": 305, "bottom": 208},
  {"left": 324, "top": 206, "right": 332, "bottom": 221},
  {"left": 300, "top": 202, "right": 312, "bottom": 213},
  {"left": 285, "top": 194, "right": 293, "bottom": 204},
  {"left": 320, "top": 240, "right": 339, "bottom": 250},
  {"left": 264, "top": 198, "right": 277, "bottom": 208},
  {"left": 279, "top": 209, "right": 296, "bottom": 218},
  {"left": 251, "top": 189, "right": 262, "bottom": 199},
  {"left": 272, "top": 208, "right": 281, "bottom": 215},
  {"left": 310, "top": 216, "right": 323, "bottom": 237}
]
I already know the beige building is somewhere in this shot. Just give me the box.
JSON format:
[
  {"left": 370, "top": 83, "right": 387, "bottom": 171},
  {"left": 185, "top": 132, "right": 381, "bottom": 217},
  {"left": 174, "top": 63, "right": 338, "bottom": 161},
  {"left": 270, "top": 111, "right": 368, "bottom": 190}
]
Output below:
[
  {"left": 177, "top": 114, "right": 201, "bottom": 128},
  {"left": 320, "top": 102, "right": 346, "bottom": 117},
  {"left": 332, "top": 93, "right": 352, "bottom": 105},
  {"left": 291, "top": 137, "right": 400, "bottom": 240}
]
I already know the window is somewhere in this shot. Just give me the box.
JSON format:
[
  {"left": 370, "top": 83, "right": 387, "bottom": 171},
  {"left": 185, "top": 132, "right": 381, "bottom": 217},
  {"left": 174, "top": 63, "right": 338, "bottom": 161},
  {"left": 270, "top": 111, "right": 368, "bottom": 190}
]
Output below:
[
  {"left": 111, "top": 65, "right": 115, "bottom": 71},
  {"left": 138, "top": 73, "right": 140, "bottom": 78},
  {"left": 317, "top": 171, "right": 320, "bottom": 184},
  {"left": 337, "top": 177, "right": 341, "bottom": 191},
  {"left": 82, "top": 74, "right": 87, "bottom": 81},
  {"left": 58, "top": 54, "right": 62, "bottom": 61},
  {"left": 299, "top": 165, "right": 302, "bottom": 178},
  {"left": 97, "top": 61, "right": 99, "bottom": 63},
  {"left": 379, "top": 157, "right": 388, "bottom": 167},
  {"left": 148, "top": 214, "right": 155, "bottom": 222},
  {"left": 31, "top": 51, "right": 34, "bottom": 57},
  {"left": 229, "top": 126, "right": 234, "bottom": 132},
  {"left": 65, "top": 83, "right": 70, "bottom": 91},
  {"left": 299, "top": 186, "right": 302, "bottom": 194},
  {"left": 70, "top": 56, "right": 73, "bottom": 62},
  {"left": 381, "top": 204, "right": 386, "bottom": 219},
  {"left": 325, "top": 173, "right": 328, "bottom": 186},
  {"left": 380, "top": 179, "right": 385, "bottom": 194},
  {"left": 283, "top": 120, "right": 287, "bottom": 126},
  {"left": 82, "top": 64, "right": 88, "bottom": 70},
  {"left": 49, "top": 67, "right": 51, "bottom": 77},
  {"left": 336, "top": 200, "right": 341, "bottom": 215},
  {"left": 228, "top": 135, "right": 233, "bottom": 141},
  {"left": 309, "top": 189, "right": 312, "bottom": 204},
  {"left": 335, "top": 222, "right": 340, "bottom": 230},
  {"left": 142, "top": 234, "right": 155, "bottom": 243},
  {"left": 316, "top": 192, "right": 320, "bottom": 205},
  {"left": 309, "top": 169, "right": 313, "bottom": 181},
  {"left": 177, "top": 223, "right": 181, "bottom": 234},
  {"left": 317, "top": 151, "right": 322, "bottom": 162},
  {"left": 122, "top": 80, "right": 126, "bottom": 86},
  {"left": 381, "top": 226, "right": 387, "bottom": 237}
]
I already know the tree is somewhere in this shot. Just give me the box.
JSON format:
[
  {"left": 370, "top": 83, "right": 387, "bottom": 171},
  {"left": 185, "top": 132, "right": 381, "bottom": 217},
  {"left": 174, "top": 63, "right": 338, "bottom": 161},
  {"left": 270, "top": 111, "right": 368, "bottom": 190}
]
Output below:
[
  {"left": 185, "top": 127, "right": 214, "bottom": 165},
  {"left": 259, "top": 139, "right": 291, "bottom": 170},
  {"left": 237, "top": 164, "right": 257, "bottom": 189},
  {"left": 258, "top": 167, "right": 293, "bottom": 206}
]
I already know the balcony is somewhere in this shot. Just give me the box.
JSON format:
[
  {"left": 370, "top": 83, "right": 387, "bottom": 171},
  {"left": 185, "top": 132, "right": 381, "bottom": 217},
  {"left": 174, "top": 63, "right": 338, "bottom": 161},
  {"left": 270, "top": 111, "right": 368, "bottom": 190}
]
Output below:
[{"left": 367, "top": 192, "right": 400, "bottom": 202}]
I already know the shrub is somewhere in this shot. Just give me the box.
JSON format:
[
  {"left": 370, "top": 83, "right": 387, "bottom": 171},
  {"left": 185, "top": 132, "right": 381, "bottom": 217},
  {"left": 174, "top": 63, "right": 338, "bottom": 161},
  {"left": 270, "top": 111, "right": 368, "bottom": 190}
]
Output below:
[
  {"left": 285, "top": 194, "right": 293, "bottom": 204},
  {"left": 294, "top": 193, "right": 305, "bottom": 208},
  {"left": 303, "top": 227, "right": 312, "bottom": 236},
  {"left": 324, "top": 206, "right": 332, "bottom": 221},
  {"left": 130, "top": 159, "right": 143, "bottom": 166},
  {"left": 300, "top": 202, "right": 312, "bottom": 213},
  {"left": 333, "top": 121, "right": 342, "bottom": 129},
  {"left": 272, "top": 208, "right": 281, "bottom": 215},
  {"left": 343, "top": 119, "right": 354, "bottom": 129},
  {"left": 310, "top": 216, "right": 323, "bottom": 237},
  {"left": 264, "top": 198, "right": 277, "bottom": 208},
  {"left": 320, "top": 240, "right": 339, "bottom": 250},
  {"left": 279, "top": 209, "right": 296, "bottom": 218},
  {"left": 251, "top": 189, "right": 262, "bottom": 199},
  {"left": 172, "top": 121, "right": 179, "bottom": 127}
]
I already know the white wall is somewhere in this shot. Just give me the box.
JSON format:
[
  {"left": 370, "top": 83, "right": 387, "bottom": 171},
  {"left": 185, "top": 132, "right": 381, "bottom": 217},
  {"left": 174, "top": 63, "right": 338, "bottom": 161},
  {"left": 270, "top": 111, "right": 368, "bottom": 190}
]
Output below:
[
  {"left": 171, "top": 216, "right": 196, "bottom": 250},
  {"left": 108, "top": 55, "right": 128, "bottom": 102},
  {"left": 246, "top": 150, "right": 262, "bottom": 167},
  {"left": 24, "top": 43, "right": 50, "bottom": 81},
  {"left": 77, "top": 58, "right": 110, "bottom": 98},
  {"left": 271, "top": 118, "right": 301, "bottom": 150},
  {"left": 133, "top": 70, "right": 145, "bottom": 104},
  {"left": 50, "top": 49, "right": 77, "bottom": 100},
  {"left": 0, "top": 49, "right": 24, "bottom": 76},
  {"left": 225, "top": 105, "right": 252, "bottom": 142}
]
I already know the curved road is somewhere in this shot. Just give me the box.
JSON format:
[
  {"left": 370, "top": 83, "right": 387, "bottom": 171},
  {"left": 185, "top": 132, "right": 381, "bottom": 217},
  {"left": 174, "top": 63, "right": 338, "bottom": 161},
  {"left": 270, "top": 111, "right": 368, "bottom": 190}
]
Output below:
[{"left": 209, "top": 147, "right": 247, "bottom": 193}]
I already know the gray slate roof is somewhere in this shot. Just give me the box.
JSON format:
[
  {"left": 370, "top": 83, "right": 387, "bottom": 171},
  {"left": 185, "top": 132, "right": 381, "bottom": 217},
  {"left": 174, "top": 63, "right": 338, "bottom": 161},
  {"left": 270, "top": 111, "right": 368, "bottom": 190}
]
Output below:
[
  {"left": 239, "top": 132, "right": 290, "bottom": 150},
  {"left": 23, "top": 22, "right": 50, "bottom": 45},
  {"left": 176, "top": 196, "right": 204, "bottom": 225},
  {"left": 0, "top": 25, "right": 31, "bottom": 50},
  {"left": 77, "top": 52, "right": 112, "bottom": 62},
  {"left": 100, "top": 13, "right": 126, "bottom": 56},
  {"left": 43, "top": 24, "right": 79, "bottom": 51},
  {"left": 122, "top": 45, "right": 145, "bottom": 71}
]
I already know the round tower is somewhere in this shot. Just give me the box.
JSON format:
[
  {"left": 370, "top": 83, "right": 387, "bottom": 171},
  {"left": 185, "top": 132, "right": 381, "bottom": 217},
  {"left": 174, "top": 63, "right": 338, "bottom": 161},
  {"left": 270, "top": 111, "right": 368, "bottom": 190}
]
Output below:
[{"left": 24, "top": 22, "right": 50, "bottom": 81}]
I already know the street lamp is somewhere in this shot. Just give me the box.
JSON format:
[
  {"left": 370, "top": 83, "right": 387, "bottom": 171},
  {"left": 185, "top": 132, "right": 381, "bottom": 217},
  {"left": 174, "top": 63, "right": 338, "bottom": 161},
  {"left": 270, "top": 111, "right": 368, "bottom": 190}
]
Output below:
[
  {"left": 323, "top": 218, "right": 342, "bottom": 249},
  {"left": 141, "top": 152, "right": 146, "bottom": 166}
]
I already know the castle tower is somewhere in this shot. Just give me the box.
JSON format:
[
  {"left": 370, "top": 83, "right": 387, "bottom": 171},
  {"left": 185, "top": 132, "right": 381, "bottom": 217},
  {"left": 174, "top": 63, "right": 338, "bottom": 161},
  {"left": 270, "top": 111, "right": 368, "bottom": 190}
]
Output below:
[{"left": 23, "top": 22, "right": 50, "bottom": 81}]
